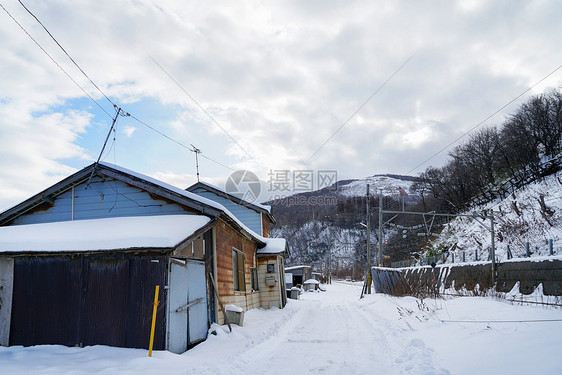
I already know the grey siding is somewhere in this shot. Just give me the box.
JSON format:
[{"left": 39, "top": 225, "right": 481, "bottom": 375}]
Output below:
[
  {"left": 191, "top": 189, "right": 262, "bottom": 235},
  {"left": 13, "top": 177, "right": 192, "bottom": 225}
]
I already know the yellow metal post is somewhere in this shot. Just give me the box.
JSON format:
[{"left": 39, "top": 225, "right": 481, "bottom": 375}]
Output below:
[{"left": 148, "top": 285, "right": 160, "bottom": 357}]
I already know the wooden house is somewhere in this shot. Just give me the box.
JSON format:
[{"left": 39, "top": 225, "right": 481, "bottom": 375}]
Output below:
[
  {"left": 0, "top": 162, "right": 288, "bottom": 352},
  {"left": 187, "top": 181, "right": 288, "bottom": 321}
]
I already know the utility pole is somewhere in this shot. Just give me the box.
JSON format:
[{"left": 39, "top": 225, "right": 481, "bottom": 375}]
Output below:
[
  {"left": 490, "top": 210, "right": 496, "bottom": 285},
  {"left": 366, "top": 184, "right": 371, "bottom": 293},
  {"left": 366, "top": 184, "right": 371, "bottom": 268},
  {"left": 86, "top": 106, "right": 123, "bottom": 189},
  {"left": 325, "top": 243, "right": 331, "bottom": 284},
  {"left": 378, "top": 190, "right": 383, "bottom": 267}
]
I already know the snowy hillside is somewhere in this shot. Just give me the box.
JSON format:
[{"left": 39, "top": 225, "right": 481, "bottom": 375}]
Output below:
[
  {"left": 273, "top": 221, "right": 364, "bottom": 269},
  {"left": 429, "top": 170, "right": 562, "bottom": 262}
]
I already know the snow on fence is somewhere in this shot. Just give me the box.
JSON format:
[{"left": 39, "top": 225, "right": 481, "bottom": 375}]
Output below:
[{"left": 391, "top": 239, "right": 561, "bottom": 268}]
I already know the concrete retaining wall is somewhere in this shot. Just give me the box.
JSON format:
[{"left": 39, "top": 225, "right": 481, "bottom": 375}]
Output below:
[{"left": 401, "top": 259, "right": 562, "bottom": 296}]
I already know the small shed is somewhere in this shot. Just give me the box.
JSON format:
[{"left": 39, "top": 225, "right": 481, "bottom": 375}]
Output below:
[
  {"left": 284, "top": 265, "right": 312, "bottom": 289},
  {"left": 0, "top": 215, "right": 215, "bottom": 353}
]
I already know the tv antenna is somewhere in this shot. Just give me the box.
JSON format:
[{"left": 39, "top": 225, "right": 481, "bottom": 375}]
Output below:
[{"left": 191, "top": 144, "right": 201, "bottom": 182}]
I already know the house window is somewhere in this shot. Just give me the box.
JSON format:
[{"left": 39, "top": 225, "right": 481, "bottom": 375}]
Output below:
[
  {"left": 267, "top": 263, "right": 275, "bottom": 273},
  {"left": 250, "top": 267, "right": 259, "bottom": 291},
  {"left": 232, "top": 248, "right": 246, "bottom": 291}
]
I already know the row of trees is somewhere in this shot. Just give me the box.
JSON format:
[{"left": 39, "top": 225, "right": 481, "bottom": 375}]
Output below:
[{"left": 414, "top": 89, "right": 562, "bottom": 209}]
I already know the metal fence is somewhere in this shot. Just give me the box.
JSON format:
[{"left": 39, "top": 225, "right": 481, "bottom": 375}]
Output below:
[{"left": 391, "top": 239, "right": 561, "bottom": 268}]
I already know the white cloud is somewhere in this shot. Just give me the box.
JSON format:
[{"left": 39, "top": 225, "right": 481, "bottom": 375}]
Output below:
[
  {"left": 122, "top": 125, "right": 136, "bottom": 137},
  {"left": 1, "top": 0, "right": 562, "bottom": 210}
]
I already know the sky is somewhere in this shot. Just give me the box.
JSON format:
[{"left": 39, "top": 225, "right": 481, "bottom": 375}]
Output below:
[{"left": 1, "top": 0, "right": 561, "bottom": 211}]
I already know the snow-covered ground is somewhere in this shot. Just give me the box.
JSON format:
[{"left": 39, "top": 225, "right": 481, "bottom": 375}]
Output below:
[{"left": 2, "top": 282, "right": 561, "bottom": 374}]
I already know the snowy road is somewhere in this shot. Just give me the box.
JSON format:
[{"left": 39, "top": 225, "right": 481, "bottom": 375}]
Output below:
[
  {"left": 2, "top": 281, "right": 562, "bottom": 374},
  {"left": 184, "top": 282, "right": 449, "bottom": 375},
  {"left": 209, "top": 283, "right": 395, "bottom": 374}
]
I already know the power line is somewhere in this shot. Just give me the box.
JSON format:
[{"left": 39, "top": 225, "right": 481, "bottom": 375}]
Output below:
[
  {"left": 441, "top": 319, "right": 562, "bottom": 324},
  {"left": 3, "top": 2, "right": 240, "bottom": 174},
  {"left": 308, "top": 53, "right": 415, "bottom": 162},
  {"left": 0, "top": 3, "right": 113, "bottom": 119},
  {"left": 407, "top": 63, "right": 562, "bottom": 175},
  {"left": 17, "top": 0, "right": 116, "bottom": 108},
  {"left": 86, "top": 106, "right": 124, "bottom": 188},
  {"left": 128, "top": 114, "right": 237, "bottom": 171},
  {"left": 149, "top": 56, "right": 255, "bottom": 162}
]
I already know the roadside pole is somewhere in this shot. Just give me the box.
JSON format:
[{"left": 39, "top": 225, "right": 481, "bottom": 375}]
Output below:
[
  {"left": 366, "top": 184, "right": 372, "bottom": 293},
  {"left": 378, "top": 191, "right": 383, "bottom": 267}
]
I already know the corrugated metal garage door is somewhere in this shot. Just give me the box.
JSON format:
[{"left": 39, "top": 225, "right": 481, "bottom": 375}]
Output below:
[{"left": 9, "top": 253, "right": 167, "bottom": 349}]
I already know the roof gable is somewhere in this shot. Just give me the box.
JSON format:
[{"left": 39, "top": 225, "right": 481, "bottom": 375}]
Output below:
[
  {"left": 187, "top": 181, "right": 276, "bottom": 224},
  {"left": 0, "top": 162, "right": 222, "bottom": 226}
]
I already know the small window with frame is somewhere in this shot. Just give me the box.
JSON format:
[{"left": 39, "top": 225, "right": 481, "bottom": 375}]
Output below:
[
  {"left": 250, "top": 267, "right": 259, "bottom": 291},
  {"left": 232, "top": 248, "right": 246, "bottom": 292},
  {"left": 267, "top": 263, "right": 275, "bottom": 273}
]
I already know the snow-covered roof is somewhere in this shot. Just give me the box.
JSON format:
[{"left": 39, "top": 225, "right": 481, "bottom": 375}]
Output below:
[
  {"left": 285, "top": 265, "right": 311, "bottom": 271},
  {"left": 0, "top": 215, "right": 211, "bottom": 253},
  {"left": 257, "top": 237, "right": 287, "bottom": 255},
  {"left": 99, "top": 162, "right": 226, "bottom": 212}
]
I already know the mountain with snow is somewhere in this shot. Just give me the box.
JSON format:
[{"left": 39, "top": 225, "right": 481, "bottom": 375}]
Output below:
[{"left": 334, "top": 174, "right": 420, "bottom": 200}]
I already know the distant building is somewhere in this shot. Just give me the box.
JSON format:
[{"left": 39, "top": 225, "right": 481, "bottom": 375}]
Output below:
[{"left": 284, "top": 265, "right": 312, "bottom": 289}]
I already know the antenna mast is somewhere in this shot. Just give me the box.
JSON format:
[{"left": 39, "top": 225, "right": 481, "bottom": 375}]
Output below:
[{"left": 191, "top": 144, "right": 201, "bottom": 182}]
